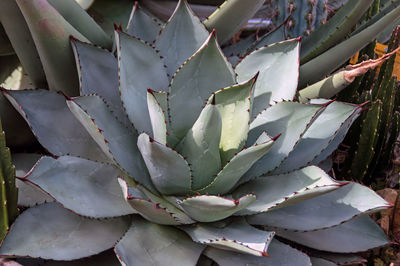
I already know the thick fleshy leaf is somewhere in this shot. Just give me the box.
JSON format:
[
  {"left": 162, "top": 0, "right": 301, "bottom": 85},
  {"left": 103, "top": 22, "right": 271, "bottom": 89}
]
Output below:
[
  {"left": 169, "top": 31, "right": 236, "bottom": 139},
  {"left": 148, "top": 90, "right": 180, "bottom": 146},
  {"left": 243, "top": 102, "right": 323, "bottom": 180},
  {"left": 234, "top": 166, "right": 342, "bottom": 215},
  {"left": 47, "top": 0, "right": 112, "bottom": 49},
  {"left": 310, "top": 103, "right": 363, "bottom": 166},
  {"left": 235, "top": 38, "right": 300, "bottom": 117},
  {"left": 12, "top": 153, "right": 41, "bottom": 178},
  {"left": 176, "top": 103, "right": 222, "bottom": 190},
  {"left": 147, "top": 89, "right": 168, "bottom": 144},
  {"left": 137, "top": 133, "right": 191, "bottom": 195},
  {"left": 248, "top": 182, "right": 390, "bottom": 231},
  {"left": 15, "top": 0, "right": 89, "bottom": 96},
  {"left": 272, "top": 101, "right": 362, "bottom": 174},
  {"left": 181, "top": 218, "right": 274, "bottom": 257},
  {"left": 310, "top": 258, "right": 337, "bottom": 266},
  {"left": 87, "top": 0, "right": 133, "bottom": 36},
  {"left": 212, "top": 76, "right": 257, "bottom": 163},
  {"left": 204, "top": 239, "right": 311, "bottom": 266},
  {"left": 12, "top": 153, "right": 53, "bottom": 207},
  {"left": 197, "top": 135, "right": 276, "bottom": 195},
  {"left": 70, "top": 38, "right": 130, "bottom": 127},
  {"left": 66, "top": 95, "right": 154, "bottom": 192},
  {"left": 17, "top": 250, "right": 122, "bottom": 266},
  {"left": 115, "top": 216, "right": 204, "bottom": 266},
  {"left": 119, "top": 179, "right": 195, "bottom": 225},
  {"left": 3, "top": 90, "right": 108, "bottom": 162},
  {"left": 275, "top": 216, "right": 389, "bottom": 253},
  {"left": 154, "top": 0, "right": 209, "bottom": 77},
  {"left": 116, "top": 30, "right": 169, "bottom": 134},
  {"left": 176, "top": 194, "right": 256, "bottom": 222},
  {"left": 16, "top": 179, "right": 54, "bottom": 207},
  {"left": 0, "top": 0, "right": 47, "bottom": 88},
  {"left": 24, "top": 156, "right": 135, "bottom": 218},
  {"left": 126, "top": 2, "right": 162, "bottom": 43},
  {"left": 0, "top": 202, "right": 131, "bottom": 260},
  {"left": 314, "top": 253, "right": 366, "bottom": 265},
  {"left": 203, "top": 0, "right": 266, "bottom": 44}
]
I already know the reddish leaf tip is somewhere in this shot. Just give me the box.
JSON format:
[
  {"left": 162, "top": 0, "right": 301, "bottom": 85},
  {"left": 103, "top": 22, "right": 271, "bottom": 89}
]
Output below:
[
  {"left": 58, "top": 90, "right": 72, "bottom": 101},
  {"left": 211, "top": 94, "right": 216, "bottom": 105},
  {"left": 262, "top": 251, "right": 269, "bottom": 257},
  {"left": 271, "top": 133, "right": 281, "bottom": 141},
  {"left": 322, "top": 98, "right": 336, "bottom": 107}
]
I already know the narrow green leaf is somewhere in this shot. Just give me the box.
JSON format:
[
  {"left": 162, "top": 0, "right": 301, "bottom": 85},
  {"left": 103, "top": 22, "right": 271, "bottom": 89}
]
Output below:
[
  {"left": 155, "top": 0, "right": 209, "bottom": 77},
  {"left": 3, "top": 90, "right": 108, "bottom": 162},
  {"left": 48, "top": 0, "right": 112, "bottom": 49},
  {"left": 0, "top": 202, "right": 131, "bottom": 260},
  {"left": 16, "top": 0, "right": 90, "bottom": 95},
  {"left": 299, "top": 4, "right": 400, "bottom": 88},
  {"left": 115, "top": 216, "right": 204, "bottom": 265},
  {"left": 176, "top": 104, "right": 222, "bottom": 190},
  {"left": 300, "top": 0, "right": 374, "bottom": 64},
  {"left": 203, "top": 0, "right": 266, "bottom": 44},
  {"left": 181, "top": 218, "right": 274, "bottom": 257},
  {"left": 248, "top": 183, "right": 390, "bottom": 231},
  {"left": 116, "top": 30, "right": 169, "bottom": 134},
  {"left": 236, "top": 38, "right": 300, "bottom": 117},
  {"left": 169, "top": 31, "right": 235, "bottom": 138},
  {"left": 137, "top": 133, "right": 192, "bottom": 195}
]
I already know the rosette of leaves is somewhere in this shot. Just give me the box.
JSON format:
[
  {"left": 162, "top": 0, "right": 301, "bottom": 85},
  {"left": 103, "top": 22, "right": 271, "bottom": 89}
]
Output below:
[{"left": 0, "top": 1, "right": 392, "bottom": 265}]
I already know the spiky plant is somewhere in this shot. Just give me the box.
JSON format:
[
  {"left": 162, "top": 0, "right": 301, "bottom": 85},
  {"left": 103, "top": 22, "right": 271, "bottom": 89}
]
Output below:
[
  {"left": 0, "top": 119, "right": 18, "bottom": 242},
  {"left": 335, "top": 25, "right": 400, "bottom": 185},
  {"left": 0, "top": 1, "right": 393, "bottom": 265}
]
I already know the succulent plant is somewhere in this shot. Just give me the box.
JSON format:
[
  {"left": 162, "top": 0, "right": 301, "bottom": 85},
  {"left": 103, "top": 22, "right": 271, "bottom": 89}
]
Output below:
[
  {"left": 0, "top": 1, "right": 392, "bottom": 265},
  {"left": 336, "top": 25, "right": 400, "bottom": 185},
  {"left": 0, "top": 119, "right": 18, "bottom": 242}
]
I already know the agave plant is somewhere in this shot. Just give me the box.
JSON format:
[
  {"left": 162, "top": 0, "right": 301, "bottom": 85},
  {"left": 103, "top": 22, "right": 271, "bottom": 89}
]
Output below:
[{"left": 0, "top": 0, "right": 393, "bottom": 265}]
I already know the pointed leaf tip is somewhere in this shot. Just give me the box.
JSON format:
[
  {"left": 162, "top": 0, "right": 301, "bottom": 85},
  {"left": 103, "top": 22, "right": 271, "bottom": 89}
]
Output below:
[
  {"left": 271, "top": 134, "right": 281, "bottom": 141},
  {"left": 211, "top": 94, "right": 216, "bottom": 105},
  {"left": 58, "top": 90, "right": 72, "bottom": 100}
]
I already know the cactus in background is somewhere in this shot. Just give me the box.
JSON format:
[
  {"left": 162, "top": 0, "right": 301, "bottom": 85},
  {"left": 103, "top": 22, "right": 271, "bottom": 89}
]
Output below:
[
  {"left": 336, "top": 25, "right": 400, "bottom": 186},
  {"left": 0, "top": 119, "right": 18, "bottom": 241}
]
